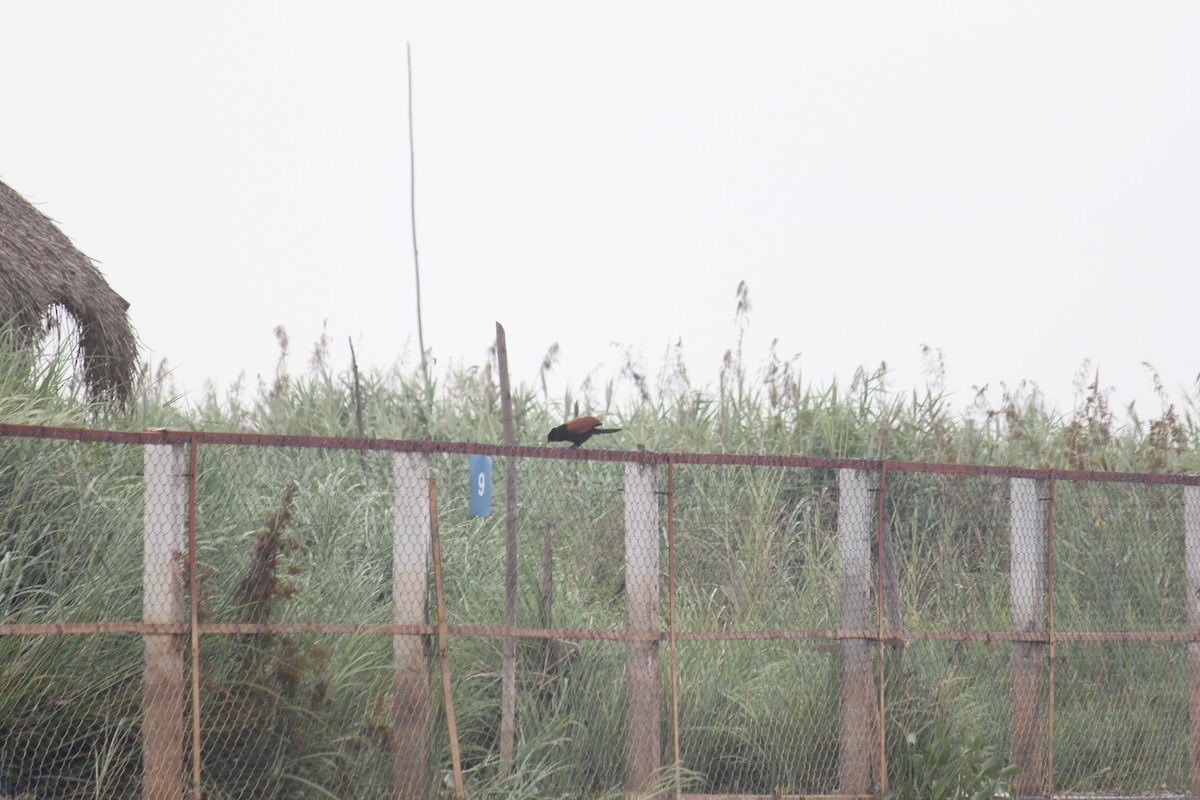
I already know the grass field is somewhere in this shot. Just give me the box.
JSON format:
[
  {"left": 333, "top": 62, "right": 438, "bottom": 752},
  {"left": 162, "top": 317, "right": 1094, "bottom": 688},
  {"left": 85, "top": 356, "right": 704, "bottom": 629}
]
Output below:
[{"left": 2, "top": 322, "right": 1199, "bottom": 798}]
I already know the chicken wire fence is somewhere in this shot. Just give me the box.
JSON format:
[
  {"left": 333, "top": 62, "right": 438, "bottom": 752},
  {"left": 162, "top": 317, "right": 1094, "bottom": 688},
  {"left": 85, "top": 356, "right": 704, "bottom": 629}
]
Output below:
[{"left": 2, "top": 424, "right": 1200, "bottom": 800}]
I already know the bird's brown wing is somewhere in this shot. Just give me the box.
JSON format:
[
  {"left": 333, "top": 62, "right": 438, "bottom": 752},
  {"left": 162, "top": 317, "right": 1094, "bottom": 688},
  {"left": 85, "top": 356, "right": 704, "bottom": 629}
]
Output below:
[{"left": 564, "top": 415, "right": 602, "bottom": 435}]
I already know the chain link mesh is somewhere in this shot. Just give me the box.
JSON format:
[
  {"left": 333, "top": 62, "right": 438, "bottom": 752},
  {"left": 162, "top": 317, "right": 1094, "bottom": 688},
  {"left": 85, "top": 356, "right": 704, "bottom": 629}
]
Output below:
[
  {"left": 673, "top": 463, "right": 843, "bottom": 794},
  {"left": 1, "top": 436, "right": 147, "bottom": 798},
  {"left": 1051, "top": 480, "right": 1190, "bottom": 795},
  {"left": 2, "top": 427, "right": 1200, "bottom": 798}
]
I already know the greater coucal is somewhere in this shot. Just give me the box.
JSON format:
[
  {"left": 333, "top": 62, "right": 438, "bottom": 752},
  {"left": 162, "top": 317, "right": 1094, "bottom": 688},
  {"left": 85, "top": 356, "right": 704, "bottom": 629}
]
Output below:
[{"left": 546, "top": 416, "right": 622, "bottom": 448}]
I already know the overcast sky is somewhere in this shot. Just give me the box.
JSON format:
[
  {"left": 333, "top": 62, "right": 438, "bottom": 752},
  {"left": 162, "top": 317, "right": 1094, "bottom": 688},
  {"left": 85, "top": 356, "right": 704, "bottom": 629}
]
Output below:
[{"left": 2, "top": 2, "right": 1198, "bottom": 420}]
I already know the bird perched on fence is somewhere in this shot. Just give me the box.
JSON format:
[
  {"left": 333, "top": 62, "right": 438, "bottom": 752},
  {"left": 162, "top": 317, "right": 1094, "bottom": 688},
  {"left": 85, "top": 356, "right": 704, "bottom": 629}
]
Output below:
[{"left": 546, "top": 416, "right": 622, "bottom": 448}]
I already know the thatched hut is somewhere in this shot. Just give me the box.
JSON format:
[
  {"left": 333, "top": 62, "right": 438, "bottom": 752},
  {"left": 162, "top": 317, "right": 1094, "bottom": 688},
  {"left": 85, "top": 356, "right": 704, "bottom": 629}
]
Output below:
[{"left": 0, "top": 178, "right": 137, "bottom": 404}]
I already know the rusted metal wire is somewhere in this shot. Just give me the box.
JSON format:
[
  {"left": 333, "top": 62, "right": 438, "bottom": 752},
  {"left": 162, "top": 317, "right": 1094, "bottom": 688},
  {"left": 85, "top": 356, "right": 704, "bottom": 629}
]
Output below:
[{"left": 4, "top": 622, "right": 1197, "bottom": 643}]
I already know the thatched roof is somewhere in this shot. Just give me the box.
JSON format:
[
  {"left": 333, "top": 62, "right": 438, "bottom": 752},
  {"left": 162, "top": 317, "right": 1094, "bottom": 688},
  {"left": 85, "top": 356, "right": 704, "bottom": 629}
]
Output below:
[{"left": 0, "top": 178, "right": 137, "bottom": 404}]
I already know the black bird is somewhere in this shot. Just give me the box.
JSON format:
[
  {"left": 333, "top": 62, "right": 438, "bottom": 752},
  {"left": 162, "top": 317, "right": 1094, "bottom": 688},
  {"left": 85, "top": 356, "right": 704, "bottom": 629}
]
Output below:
[{"left": 546, "top": 416, "right": 622, "bottom": 448}]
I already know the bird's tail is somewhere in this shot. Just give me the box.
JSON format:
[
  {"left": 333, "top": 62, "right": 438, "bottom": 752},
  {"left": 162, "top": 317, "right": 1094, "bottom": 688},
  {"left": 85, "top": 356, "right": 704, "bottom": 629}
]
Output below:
[{"left": 593, "top": 428, "right": 622, "bottom": 434}]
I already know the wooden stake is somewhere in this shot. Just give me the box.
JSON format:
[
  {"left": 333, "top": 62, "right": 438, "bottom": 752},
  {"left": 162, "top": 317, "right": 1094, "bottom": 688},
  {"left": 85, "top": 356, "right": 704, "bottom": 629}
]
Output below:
[
  {"left": 429, "top": 479, "right": 466, "bottom": 800},
  {"left": 348, "top": 337, "right": 367, "bottom": 472},
  {"left": 496, "top": 321, "right": 518, "bottom": 774}
]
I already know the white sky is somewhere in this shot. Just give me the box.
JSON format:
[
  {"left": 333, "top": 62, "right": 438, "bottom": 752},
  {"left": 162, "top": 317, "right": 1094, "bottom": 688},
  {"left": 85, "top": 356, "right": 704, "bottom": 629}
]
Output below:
[{"left": 2, "top": 2, "right": 1198, "bottom": 419}]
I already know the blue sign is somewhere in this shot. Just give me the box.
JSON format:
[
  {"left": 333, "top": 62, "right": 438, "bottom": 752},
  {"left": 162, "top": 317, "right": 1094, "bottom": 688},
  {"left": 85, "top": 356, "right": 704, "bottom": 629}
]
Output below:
[{"left": 469, "top": 455, "right": 493, "bottom": 516}]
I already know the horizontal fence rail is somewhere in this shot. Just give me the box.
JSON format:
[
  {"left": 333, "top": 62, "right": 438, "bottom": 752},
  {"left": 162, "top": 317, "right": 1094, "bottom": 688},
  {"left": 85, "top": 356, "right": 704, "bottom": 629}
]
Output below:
[
  {"left": 1, "top": 422, "right": 1199, "bottom": 799},
  {"left": 8, "top": 421, "right": 1200, "bottom": 483}
]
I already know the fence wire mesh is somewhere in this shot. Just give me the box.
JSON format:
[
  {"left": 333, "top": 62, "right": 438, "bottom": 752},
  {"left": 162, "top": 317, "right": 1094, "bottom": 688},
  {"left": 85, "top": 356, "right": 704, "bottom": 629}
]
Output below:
[
  {"left": 673, "top": 462, "right": 845, "bottom": 795},
  {"left": 3, "top": 425, "right": 1200, "bottom": 798}
]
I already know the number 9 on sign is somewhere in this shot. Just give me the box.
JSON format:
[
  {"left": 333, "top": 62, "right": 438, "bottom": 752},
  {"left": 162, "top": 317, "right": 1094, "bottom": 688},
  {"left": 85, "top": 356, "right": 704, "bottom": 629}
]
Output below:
[{"left": 469, "top": 455, "right": 493, "bottom": 516}]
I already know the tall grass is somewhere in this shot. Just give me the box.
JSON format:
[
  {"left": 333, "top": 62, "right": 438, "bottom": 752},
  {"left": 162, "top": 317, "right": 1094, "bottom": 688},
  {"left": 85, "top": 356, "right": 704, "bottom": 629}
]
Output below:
[{"left": 3, "top": 304, "right": 1200, "bottom": 798}]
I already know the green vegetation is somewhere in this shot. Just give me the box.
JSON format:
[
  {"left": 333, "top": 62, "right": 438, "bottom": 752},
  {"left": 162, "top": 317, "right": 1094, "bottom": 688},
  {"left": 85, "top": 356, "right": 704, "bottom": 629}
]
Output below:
[
  {"left": 884, "top": 721, "right": 1020, "bottom": 800},
  {"left": 2, "top": 312, "right": 1200, "bottom": 798}
]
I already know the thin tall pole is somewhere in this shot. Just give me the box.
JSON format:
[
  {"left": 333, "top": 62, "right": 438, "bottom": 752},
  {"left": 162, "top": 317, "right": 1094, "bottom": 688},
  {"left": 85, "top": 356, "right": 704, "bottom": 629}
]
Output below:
[
  {"left": 348, "top": 338, "right": 365, "bottom": 439},
  {"left": 406, "top": 42, "right": 426, "bottom": 374},
  {"left": 496, "top": 322, "right": 518, "bottom": 774}
]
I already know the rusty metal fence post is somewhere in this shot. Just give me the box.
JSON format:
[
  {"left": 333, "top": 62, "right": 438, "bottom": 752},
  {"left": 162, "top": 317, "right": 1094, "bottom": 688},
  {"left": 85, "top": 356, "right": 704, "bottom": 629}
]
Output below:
[
  {"left": 625, "top": 459, "right": 660, "bottom": 797},
  {"left": 142, "top": 440, "right": 187, "bottom": 800},
  {"left": 1009, "top": 476, "right": 1047, "bottom": 798},
  {"left": 838, "top": 467, "right": 877, "bottom": 794}
]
